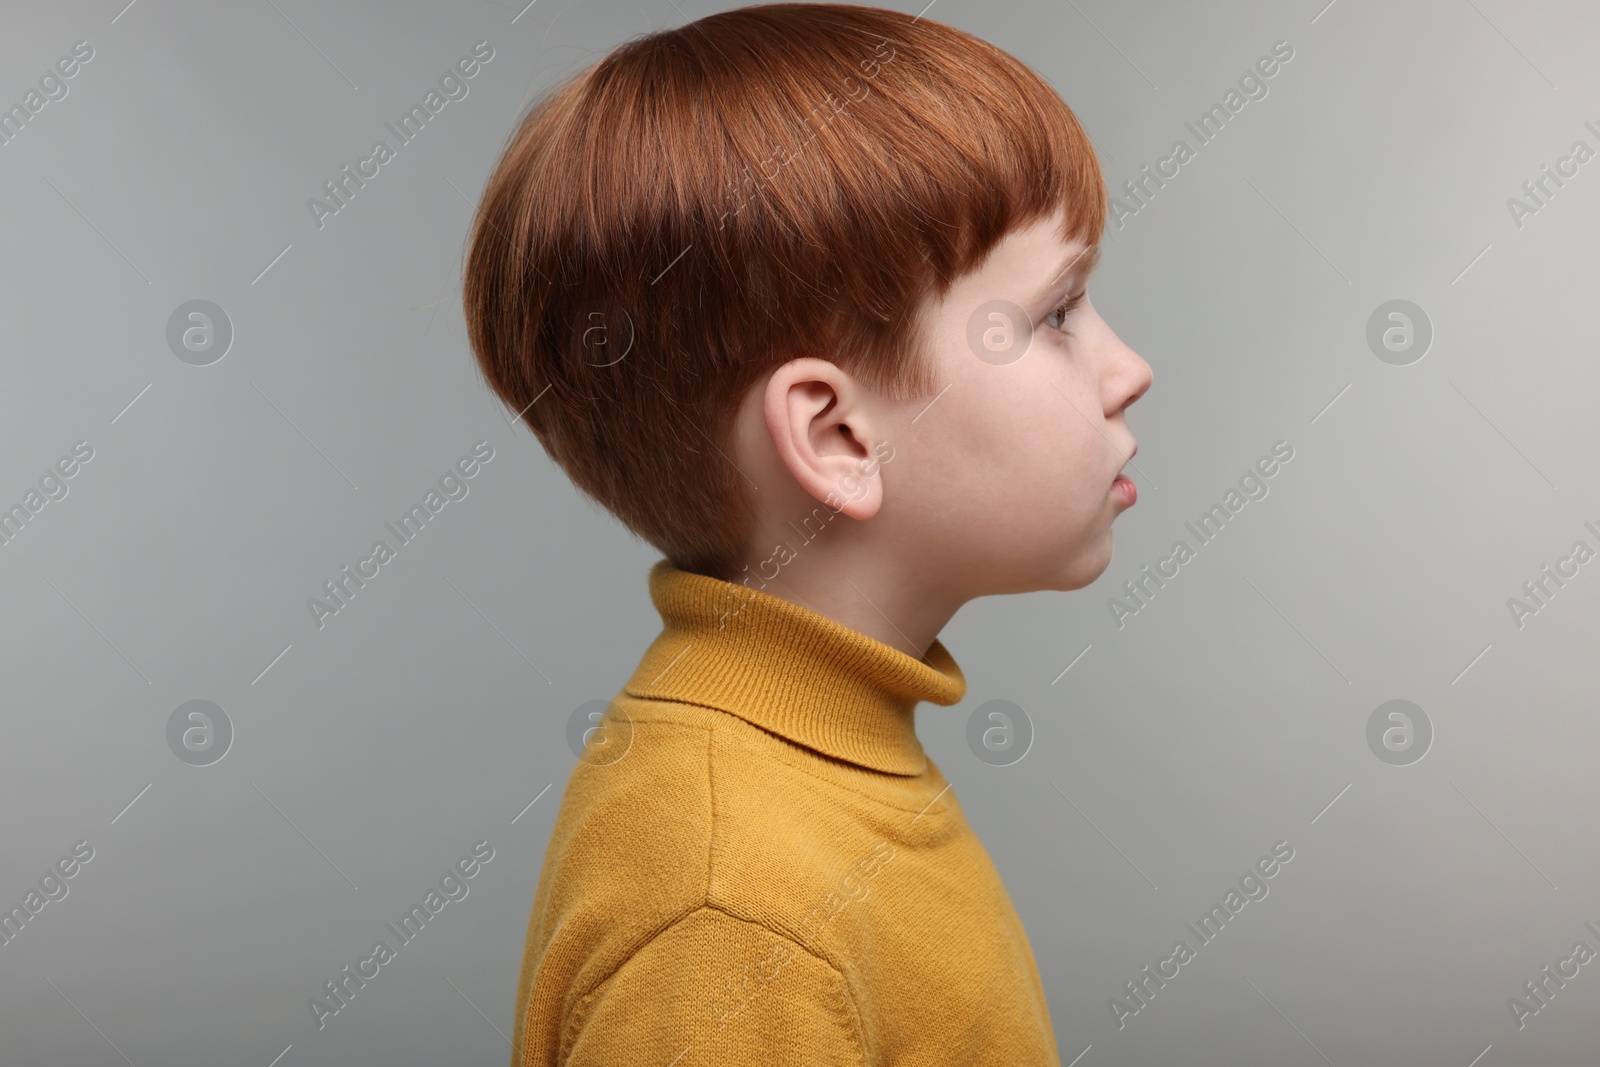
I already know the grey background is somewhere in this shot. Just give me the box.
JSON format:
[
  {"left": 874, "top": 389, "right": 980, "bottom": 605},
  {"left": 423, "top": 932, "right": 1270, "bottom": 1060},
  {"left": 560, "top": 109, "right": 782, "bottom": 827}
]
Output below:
[{"left": 2, "top": 0, "right": 1596, "bottom": 1063}]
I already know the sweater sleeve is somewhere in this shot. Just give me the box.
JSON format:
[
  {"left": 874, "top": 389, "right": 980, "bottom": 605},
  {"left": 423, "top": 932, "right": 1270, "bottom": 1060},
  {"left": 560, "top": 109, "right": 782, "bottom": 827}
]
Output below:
[{"left": 558, "top": 906, "right": 865, "bottom": 1066}]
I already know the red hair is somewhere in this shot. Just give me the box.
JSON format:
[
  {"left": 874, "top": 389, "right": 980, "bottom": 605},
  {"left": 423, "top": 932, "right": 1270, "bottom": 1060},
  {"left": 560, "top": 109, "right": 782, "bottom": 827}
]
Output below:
[{"left": 462, "top": 2, "right": 1106, "bottom": 579}]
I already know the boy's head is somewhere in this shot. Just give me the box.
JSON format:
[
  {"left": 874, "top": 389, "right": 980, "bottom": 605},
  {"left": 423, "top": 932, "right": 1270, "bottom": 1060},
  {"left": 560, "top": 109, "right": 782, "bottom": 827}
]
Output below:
[{"left": 464, "top": 2, "right": 1149, "bottom": 594}]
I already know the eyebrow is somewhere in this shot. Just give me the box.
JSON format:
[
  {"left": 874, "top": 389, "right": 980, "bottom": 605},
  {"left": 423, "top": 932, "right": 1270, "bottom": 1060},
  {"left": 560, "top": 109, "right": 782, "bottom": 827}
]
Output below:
[{"left": 1034, "top": 244, "right": 1100, "bottom": 305}]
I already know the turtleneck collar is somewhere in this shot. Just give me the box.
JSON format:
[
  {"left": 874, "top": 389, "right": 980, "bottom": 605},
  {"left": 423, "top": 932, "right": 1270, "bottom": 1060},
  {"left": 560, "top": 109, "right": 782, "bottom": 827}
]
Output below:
[{"left": 620, "top": 559, "right": 967, "bottom": 776}]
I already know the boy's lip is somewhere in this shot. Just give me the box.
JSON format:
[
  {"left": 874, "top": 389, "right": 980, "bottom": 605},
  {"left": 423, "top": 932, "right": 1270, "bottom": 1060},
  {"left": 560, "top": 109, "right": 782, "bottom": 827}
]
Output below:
[
  {"left": 1117, "top": 442, "right": 1138, "bottom": 476},
  {"left": 1111, "top": 443, "right": 1138, "bottom": 505}
]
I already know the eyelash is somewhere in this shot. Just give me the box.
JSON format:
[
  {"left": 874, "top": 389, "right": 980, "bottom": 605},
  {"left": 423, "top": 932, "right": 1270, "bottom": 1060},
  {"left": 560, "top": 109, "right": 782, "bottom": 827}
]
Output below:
[{"left": 1046, "top": 291, "right": 1087, "bottom": 335}]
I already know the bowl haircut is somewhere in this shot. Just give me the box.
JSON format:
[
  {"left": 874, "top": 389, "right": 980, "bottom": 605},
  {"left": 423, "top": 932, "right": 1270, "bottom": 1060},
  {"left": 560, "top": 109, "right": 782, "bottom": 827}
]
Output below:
[{"left": 463, "top": 2, "right": 1105, "bottom": 580}]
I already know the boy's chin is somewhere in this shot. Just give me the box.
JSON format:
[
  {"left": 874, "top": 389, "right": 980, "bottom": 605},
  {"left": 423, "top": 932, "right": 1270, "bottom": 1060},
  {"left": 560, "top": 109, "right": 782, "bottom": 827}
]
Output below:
[{"left": 1040, "top": 538, "right": 1115, "bottom": 592}]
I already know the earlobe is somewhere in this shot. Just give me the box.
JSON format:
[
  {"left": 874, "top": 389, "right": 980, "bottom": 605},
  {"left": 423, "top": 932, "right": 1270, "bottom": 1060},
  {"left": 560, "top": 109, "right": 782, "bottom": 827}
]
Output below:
[{"left": 763, "top": 358, "right": 884, "bottom": 521}]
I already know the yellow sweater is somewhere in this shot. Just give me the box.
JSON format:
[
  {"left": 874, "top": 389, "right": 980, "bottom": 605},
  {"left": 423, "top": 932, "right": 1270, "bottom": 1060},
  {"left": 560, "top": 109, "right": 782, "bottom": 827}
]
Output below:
[{"left": 511, "top": 561, "right": 1061, "bottom": 1065}]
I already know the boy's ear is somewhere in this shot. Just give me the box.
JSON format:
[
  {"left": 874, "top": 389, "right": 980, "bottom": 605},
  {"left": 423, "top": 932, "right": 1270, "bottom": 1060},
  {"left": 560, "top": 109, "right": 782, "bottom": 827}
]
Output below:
[{"left": 763, "top": 357, "right": 883, "bottom": 521}]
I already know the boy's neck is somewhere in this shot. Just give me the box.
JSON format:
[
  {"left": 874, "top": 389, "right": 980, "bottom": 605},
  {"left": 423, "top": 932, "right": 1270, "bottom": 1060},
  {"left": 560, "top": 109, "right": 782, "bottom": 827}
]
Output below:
[{"left": 725, "top": 547, "right": 960, "bottom": 661}]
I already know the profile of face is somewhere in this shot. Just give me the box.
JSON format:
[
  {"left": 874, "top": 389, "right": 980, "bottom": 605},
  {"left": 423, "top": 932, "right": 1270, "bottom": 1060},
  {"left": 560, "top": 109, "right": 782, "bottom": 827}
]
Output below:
[
  {"left": 874, "top": 205, "right": 1153, "bottom": 596},
  {"left": 741, "top": 204, "right": 1152, "bottom": 607}
]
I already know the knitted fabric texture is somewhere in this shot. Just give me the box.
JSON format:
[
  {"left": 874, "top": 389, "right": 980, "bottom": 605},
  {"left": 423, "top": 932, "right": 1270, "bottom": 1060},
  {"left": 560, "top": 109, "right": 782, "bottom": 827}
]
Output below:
[{"left": 511, "top": 560, "right": 1061, "bottom": 1065}]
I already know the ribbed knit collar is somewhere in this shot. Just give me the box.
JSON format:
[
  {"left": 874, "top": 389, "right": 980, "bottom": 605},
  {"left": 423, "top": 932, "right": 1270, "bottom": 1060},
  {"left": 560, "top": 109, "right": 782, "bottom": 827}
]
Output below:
[{"left": 621, "top": 560, "right": 967, "bottom": 776}]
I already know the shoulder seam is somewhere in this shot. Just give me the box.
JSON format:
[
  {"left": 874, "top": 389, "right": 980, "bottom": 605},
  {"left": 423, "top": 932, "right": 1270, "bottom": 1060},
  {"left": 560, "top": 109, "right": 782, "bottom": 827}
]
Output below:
[
  {"left": 556, "top": 724, "right": 714, "bottom": 1062},
  {"left": 705, "top": 697, "right": 716, "bottom": 920},
  {"left": 564, "top": 903, "right": 866, "bottom": 1065},
  {"left": 696, "top": 903, "right": 867, "bottom": 1065}
]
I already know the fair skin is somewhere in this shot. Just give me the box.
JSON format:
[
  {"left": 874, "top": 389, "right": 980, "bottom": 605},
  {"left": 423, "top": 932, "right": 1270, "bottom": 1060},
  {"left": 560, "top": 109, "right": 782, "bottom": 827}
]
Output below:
[{"left": 726, "top": 205, "right": 1153, "bottom": 659}]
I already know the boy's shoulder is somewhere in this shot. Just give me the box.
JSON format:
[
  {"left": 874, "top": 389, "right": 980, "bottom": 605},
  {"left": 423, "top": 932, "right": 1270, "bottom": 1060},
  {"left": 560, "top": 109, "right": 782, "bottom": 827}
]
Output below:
[
  {"left": 539, "top": 697, "right": 722, "bottom": 915},
  {"left": 525, "top": 693, "right": 936, "bottom": 974},
  {"left": 537, "top": 694, "right": 913, "bottom": 887}
]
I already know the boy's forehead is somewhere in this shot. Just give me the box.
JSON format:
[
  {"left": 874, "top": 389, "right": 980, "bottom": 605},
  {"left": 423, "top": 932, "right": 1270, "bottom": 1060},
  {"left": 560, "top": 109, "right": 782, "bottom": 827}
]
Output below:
[
  {"left": 958, "top": 223, "right": 1098, "bottom": 302},
  {"left": 989, "top": 205, "right": 1096, "bottom": 270},
  {"left": 917, "top": 209, "right": 1099, "bottom": 321},
  {"left": 1048, "top": 242, "right": 1100, "bottom": 286}
]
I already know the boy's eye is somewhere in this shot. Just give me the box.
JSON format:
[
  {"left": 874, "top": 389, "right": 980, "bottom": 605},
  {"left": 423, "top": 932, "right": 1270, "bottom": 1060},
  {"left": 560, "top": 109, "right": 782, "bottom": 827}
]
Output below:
[{"left": 1046, "top": 290, "right": 1087, "bottom": 334}]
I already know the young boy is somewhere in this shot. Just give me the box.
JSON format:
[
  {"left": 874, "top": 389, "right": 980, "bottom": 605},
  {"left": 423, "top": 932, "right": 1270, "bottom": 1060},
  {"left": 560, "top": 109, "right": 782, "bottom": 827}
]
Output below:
[{"left": 463, "top": 4, "right": 1151, "bottom": 1064}]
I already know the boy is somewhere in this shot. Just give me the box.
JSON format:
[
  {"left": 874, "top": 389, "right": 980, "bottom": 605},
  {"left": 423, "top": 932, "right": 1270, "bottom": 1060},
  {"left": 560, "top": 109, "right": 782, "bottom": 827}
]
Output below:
[{"left": 463, "top": 4, "right": 1151, "bottom": 1064}]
